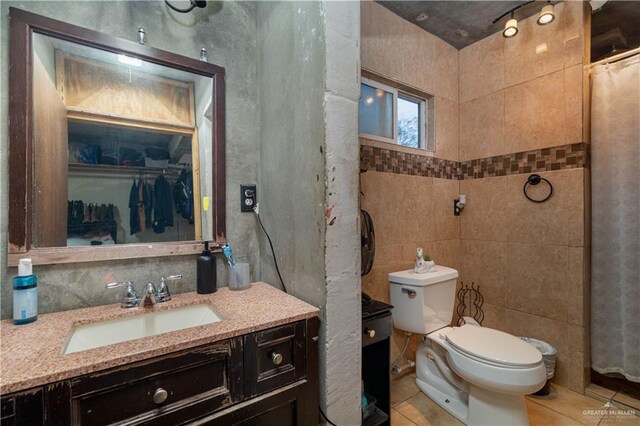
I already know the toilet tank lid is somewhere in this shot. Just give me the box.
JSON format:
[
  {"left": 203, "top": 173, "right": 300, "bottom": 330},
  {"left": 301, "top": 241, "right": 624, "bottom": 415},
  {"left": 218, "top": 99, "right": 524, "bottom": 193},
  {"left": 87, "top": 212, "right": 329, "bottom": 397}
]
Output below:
[{"left": 389, "top": 266, "right": 458, "bottom": 286}]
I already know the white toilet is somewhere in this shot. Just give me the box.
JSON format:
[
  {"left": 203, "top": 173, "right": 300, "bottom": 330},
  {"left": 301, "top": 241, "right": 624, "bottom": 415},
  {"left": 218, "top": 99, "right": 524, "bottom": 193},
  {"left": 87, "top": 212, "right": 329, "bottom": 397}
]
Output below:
[{"left": 389, "top": 267, "right": 546, "bottom": 426}]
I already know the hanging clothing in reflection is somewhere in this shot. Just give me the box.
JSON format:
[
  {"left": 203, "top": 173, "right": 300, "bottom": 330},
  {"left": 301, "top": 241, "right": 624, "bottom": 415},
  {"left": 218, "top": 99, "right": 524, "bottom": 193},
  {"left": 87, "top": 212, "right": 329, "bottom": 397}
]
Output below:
[
  {"left": 153, "top": 174, "right": 174, "bottom": 233},
  {"left": 173, "top": 168, "right": 194, "bottom": 224},
  {"left": 129, "top": 179, "right": 140, "bottom": 235}
]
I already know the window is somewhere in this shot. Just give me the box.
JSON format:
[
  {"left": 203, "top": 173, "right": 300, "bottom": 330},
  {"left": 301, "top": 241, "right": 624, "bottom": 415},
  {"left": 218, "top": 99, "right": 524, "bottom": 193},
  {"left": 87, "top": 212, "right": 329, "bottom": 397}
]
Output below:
[{"left": 359, "top": 78, "right": 431, "bottom": 150}]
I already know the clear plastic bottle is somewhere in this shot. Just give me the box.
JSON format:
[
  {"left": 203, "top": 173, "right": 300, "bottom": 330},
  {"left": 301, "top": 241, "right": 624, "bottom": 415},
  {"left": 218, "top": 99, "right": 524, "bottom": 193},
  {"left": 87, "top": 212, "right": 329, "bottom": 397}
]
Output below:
[{"left": 13, "top": 258, "right": 38, "bottom": 325}]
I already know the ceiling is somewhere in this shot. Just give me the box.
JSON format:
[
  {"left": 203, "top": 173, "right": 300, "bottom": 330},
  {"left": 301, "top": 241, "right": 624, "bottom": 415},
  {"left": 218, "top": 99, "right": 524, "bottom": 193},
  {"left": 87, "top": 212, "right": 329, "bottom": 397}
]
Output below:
[
  {"left": 377, "top": 1, "right": 552, "bottom": 49},
  {"left": 378, "top": 1, "right": 640, "bottom": 60}
]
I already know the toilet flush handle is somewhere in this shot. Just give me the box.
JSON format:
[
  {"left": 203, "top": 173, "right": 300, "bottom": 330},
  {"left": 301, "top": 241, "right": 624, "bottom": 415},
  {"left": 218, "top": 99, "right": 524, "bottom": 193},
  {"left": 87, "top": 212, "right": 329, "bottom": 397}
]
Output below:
[{"left": 402, "top": 288, "right": 417, "bottom": 298}]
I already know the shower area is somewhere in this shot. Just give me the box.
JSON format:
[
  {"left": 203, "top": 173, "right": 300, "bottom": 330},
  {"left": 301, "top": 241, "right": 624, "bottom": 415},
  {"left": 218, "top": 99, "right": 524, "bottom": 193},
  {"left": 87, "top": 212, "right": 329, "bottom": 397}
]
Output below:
[{"left": 589, "top": 44, "right": 640, "bottom": 399}]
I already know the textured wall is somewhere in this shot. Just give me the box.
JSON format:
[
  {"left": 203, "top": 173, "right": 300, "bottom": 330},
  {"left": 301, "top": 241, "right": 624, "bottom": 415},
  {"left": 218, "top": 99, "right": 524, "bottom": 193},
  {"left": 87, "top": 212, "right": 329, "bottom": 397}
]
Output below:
[
  {"left": 359, "top": 1, "right": 461, "bottom": 364},
  {"left": 0, "top": 1, "right": 260, "bottom": 317},
  {"left": 323, "top": 1, "right": 362, "bottom": 423},
  {"left": 257, "top": 1, "right": 362, "bottom": 423},
  {"left": 456, "top": 1, "right": 590, "bottom": 393}
]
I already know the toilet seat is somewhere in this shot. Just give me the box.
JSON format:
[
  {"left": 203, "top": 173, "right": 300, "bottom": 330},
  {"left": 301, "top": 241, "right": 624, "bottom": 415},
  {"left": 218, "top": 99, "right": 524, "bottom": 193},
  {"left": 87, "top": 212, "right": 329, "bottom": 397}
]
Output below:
[{"left": 443, "top": 325, "right": 542, "bottom": 368}]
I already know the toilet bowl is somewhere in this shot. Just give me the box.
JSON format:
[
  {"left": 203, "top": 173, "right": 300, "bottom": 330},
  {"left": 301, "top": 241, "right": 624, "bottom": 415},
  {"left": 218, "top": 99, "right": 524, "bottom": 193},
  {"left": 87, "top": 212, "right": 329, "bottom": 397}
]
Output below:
[{"left": 389, "top": 267, "right": 546, "bottom": 425}]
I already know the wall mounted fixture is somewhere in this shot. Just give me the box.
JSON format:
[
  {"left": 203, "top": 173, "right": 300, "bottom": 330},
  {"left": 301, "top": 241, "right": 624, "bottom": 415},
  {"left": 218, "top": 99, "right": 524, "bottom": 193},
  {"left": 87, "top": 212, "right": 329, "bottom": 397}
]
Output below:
[
  {"left": 523, "top": 174, "right": 553, "bottom": 203},
  {"left": 503, "top": 13, "right": 519, "bottom": 38},
  {"left": 200, "top": 48, "right": 208, "bottom": 62},
  {"left": 537, "top": 2, "right": 556, "bottom": 25},
  {"left": 454, "top": 195, "right": 466, "bottom": 216},
  {"left": 165, "top": 0, "right": 206, "bottom": 13},
  {"left": 137, "top": 27, "right": 146, "bottom": 45}
]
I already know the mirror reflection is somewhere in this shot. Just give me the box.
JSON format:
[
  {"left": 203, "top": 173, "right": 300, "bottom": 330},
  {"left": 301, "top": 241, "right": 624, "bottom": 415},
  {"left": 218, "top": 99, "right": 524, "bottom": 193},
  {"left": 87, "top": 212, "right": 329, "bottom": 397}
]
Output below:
[{"left": 31, "top": 33, "right": 213, "bottom": 247}]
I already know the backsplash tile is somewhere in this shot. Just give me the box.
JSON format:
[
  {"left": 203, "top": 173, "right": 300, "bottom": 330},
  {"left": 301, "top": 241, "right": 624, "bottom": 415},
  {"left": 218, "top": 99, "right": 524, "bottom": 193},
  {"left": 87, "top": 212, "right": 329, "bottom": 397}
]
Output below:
[{"left": 359, "top": 141, "right": 589, "bottom": 180}]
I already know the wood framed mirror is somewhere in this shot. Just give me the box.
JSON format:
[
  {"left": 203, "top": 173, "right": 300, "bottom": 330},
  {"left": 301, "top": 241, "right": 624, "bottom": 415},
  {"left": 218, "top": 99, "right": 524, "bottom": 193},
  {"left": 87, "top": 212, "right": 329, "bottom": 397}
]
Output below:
[{"left": 8, "top": 8, "right": 226, "bottom": 266}]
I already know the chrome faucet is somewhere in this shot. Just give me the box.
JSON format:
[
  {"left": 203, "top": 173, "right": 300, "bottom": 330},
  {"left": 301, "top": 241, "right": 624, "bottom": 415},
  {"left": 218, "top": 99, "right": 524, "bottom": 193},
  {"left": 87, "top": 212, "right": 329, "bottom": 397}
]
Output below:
[{"left": 107, "top": 275, "right": 181, "bottom": 308}]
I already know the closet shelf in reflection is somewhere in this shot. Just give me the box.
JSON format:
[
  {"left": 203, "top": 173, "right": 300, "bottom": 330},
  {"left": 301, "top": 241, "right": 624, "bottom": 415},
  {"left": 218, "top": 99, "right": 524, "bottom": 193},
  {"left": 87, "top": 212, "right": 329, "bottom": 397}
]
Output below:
[{"left": 68, "top": 162, "right": 183, "bottom": 177}]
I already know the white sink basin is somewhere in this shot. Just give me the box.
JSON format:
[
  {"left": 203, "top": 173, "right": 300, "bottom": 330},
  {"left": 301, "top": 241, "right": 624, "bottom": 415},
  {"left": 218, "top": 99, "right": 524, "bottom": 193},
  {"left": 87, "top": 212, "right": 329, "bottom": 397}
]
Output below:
[{"left": 63, "top": 304, "right": 222, "bottom": 354}]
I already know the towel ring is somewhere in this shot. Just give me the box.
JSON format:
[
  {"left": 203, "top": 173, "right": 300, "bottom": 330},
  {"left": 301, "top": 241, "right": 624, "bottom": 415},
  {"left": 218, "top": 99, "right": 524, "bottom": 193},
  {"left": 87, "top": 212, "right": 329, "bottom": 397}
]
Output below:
[{"left": 523, "top": 174, "right": 553, "bottom": 203}]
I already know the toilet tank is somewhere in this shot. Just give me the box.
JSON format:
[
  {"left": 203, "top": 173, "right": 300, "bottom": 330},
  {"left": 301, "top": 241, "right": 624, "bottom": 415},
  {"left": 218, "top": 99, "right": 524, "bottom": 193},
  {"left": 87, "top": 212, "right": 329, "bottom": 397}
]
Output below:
[{"left": 389, "top": 266, "right": 458, "bottom": 334}]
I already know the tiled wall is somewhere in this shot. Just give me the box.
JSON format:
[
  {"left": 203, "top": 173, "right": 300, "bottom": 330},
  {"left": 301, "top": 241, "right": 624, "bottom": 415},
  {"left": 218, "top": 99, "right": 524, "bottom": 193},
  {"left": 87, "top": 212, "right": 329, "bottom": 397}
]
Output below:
[
  {"left": 360, "top": 1, "right": 590, "bottom": 393},
  {"left": 457, "top": 1, "right": 590, "bottom": 393},
  {"left": 360, "top": 1, "right": 460, "bottom": 361}
]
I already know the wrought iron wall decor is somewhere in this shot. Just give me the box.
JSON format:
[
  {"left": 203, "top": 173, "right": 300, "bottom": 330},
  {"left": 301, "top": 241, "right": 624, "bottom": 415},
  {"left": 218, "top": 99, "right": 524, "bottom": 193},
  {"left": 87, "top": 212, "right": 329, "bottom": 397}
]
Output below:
[{"left": 456, "top": 282, "right": 485, "bottom": 326}]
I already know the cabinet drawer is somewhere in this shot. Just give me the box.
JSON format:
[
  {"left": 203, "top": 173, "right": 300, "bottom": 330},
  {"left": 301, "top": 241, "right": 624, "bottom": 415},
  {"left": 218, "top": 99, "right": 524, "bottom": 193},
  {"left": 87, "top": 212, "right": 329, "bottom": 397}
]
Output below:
[
  {"left": 362, "top": 313, "right": 392, "bottom": 347},
  {"left": 67, "top": 340, "right": 242, "bottom": 425},
  {"left": 244, "top": 321, "right": 306, "bottom": 398}
]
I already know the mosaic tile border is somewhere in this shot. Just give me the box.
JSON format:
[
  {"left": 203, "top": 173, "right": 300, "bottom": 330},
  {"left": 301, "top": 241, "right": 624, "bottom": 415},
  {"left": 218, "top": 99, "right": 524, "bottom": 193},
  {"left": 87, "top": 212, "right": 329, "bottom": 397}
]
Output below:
[{"left": 359, "top": 142, "right": 589, "bottom": 180}]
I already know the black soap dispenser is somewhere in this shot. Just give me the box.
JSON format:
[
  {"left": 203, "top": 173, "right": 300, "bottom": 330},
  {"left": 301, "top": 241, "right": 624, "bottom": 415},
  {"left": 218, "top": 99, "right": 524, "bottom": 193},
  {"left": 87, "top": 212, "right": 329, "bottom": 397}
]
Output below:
[{"left": 197, "top": 242, "right": 216, "bottom": 294}]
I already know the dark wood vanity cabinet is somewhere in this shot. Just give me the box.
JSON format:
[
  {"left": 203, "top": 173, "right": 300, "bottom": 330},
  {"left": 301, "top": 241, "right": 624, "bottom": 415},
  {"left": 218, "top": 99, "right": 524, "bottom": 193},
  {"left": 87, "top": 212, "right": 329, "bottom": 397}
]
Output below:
[{"left": 0, "top": 318, "right": 319, "bottom": 425}]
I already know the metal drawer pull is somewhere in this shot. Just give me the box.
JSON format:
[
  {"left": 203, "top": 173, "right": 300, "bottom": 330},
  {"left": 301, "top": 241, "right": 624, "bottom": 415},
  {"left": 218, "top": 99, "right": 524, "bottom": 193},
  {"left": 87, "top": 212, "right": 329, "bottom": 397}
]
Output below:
[
  {"left": 270, "top": 351, "right": 283, "bottom": 366},
  {"left": 402, "top": 288, "right": 417, "bottom": 298},
  {"left": 153, "top": 388, "right": 168, "bottom": 404},
  {"left": 364, "top": 328, "right": 376, "bottom": 338}
]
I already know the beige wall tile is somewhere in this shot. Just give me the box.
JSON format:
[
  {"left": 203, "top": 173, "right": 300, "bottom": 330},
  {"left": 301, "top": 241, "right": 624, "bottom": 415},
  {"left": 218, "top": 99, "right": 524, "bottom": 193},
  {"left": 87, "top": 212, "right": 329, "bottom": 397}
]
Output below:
[
  {"left": 401, "top": 175, "right": 435, "bottom": 244},
  {"left": 432, "top": 178, "right": 460, "bottom": 240},
  {"left": 460, "top": 240, "right": 508, "bottom": 307},
  {"left": 562, "top": 1, "right": 586, "bottom": 68},
  {"left": 434, "top": 37, "right": 459, "bottom": 102},
  {"left": 567, "top": 247, "right": 586, "bottom": 326},
  {"left": 459, "top": 91, "right": 507, "bottom": 161},
  {"left": 478, "top": 302, "right": 508, "bottom": 331},
  {"left": 372, "top": 244, "right": 408, "bottom": 267},
  {"left": 504, "top": 5, "right": 565, "bottom": 88},
  {"left": 360, "top": 1, "right": 404, "bottom": 79},
  {"left": 506, "top": 169, "right": 584, "bottom": 246},
  {"left": 361, "top": 171, "right": 403, "bottom": 245},
  {"left": 567, "top": 167, "right": 586, "bottom": 247},
  {"left": 459, "top": 32, "right": 504, "bottom": 103},
  {"left": 505, "top": 309, "right": 569, "bottom": 386},
  {"left": 505, "top": 70, "right": 566, "bottom": 153},
  {"left": 402, "top": 25, "right": 435, "bottom": 94},
  {"left": 506, "top": 243, "right": 569, "bottom": 322},
  {"left": 565, "top": 64, "right": 584, "bottom": 145},
  {"left": 568, "top": 324, "right": 587, "bottom": 354},
  {"left": 460, "top": 176, "right": 508, "bottom": 241},
  {"left": 432, "top": 239, "right": 461, "bottom": 271},
  {"left": 434, "top": 97, "right": 459, "bottom": 162}
]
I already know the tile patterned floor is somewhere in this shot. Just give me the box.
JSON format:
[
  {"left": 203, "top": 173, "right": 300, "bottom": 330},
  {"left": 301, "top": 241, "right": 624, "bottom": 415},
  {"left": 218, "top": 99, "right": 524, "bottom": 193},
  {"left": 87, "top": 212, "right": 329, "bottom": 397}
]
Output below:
[{"left": 390, "top": 375, "right": 640, "bottom": 426}]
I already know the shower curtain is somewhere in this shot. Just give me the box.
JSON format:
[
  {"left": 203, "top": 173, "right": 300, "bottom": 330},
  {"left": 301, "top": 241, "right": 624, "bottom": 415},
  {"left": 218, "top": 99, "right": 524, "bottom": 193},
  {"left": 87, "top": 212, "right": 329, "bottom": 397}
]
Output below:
[{"left": 591, "top": 53, "right": 640, "bottom": 383}]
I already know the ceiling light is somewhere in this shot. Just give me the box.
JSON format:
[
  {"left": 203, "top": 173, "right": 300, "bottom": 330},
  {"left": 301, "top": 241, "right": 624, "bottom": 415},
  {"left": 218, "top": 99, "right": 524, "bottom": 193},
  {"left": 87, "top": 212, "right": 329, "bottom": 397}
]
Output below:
[
  {"left": 118, "top": 54, "right": 142, "bottom": 67},
  {"left": 365, "top": 96, "right": 374, "bottom": 106},
  {"left": 537, "top": 3, "right": 555, "bottom": 26},
  {"left": 375, "top": 89, "right": 385, "bottom": 98},
  {"left": 503, "top": 14, "right": 518, "bottom": 38}
]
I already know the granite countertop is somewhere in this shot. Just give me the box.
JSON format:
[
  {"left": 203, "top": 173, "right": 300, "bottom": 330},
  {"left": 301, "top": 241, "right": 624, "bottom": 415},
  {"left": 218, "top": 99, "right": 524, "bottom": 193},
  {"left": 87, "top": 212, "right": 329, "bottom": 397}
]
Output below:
[{"left": 0, "top": 282, "right": 319, "bottom": 394}]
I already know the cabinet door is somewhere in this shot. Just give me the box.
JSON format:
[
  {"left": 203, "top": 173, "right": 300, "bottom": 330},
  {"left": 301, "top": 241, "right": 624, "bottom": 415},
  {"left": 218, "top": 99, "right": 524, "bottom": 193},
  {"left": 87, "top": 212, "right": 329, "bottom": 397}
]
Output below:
[{"left": 0, "top": 387, "right": 44, "bottom": 425}]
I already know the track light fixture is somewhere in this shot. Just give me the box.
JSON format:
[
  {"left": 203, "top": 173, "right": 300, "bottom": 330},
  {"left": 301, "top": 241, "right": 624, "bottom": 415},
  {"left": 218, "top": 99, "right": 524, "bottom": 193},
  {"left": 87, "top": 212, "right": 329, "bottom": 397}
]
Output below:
[
  {"left": 503, "top": 13, "right": 518, "bottom": 38},
  {"left": 537, "top": 2, "right": 555, "bottom": 26},
  {"left": 493, "top": 1, "right": 558, "bottom": 39}
]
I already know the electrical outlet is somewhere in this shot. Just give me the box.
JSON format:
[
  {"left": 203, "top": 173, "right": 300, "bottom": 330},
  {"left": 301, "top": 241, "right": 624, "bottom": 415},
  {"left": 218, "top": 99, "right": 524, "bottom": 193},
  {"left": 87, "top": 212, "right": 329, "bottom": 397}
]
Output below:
[{"left": 240, "top": 185, "right": 256, "bottom": 212}]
